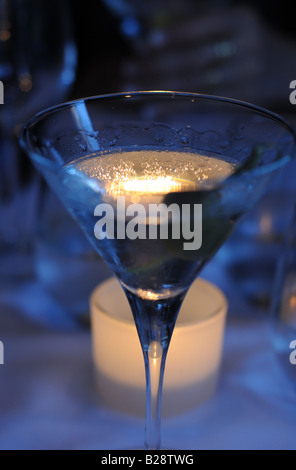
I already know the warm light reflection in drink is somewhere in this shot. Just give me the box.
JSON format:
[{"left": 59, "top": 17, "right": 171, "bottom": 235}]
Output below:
[
  {"left": 107, "top": 176, "right": 197, "bottom": 198},
  {"left": 122, "top": 176, "right": 183, "bottom": 193}
]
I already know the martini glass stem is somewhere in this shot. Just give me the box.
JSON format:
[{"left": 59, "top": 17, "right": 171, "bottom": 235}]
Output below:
[
  {"left": 144, "top": 346, "right": 167, "bottom": 449},
  {"left": 124, "top": 289, "right": 186, "bottom": 450}
]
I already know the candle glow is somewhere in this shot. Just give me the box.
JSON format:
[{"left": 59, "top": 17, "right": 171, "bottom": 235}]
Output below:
[
  {"left": 120, "top": 176, "right": 183, "bottom": 193},
  {"left": 107, "top": 175, "right": 197, "bottom": 198},
  {"left": 91, "top": 277, "right": 228, "bottom": 417}
]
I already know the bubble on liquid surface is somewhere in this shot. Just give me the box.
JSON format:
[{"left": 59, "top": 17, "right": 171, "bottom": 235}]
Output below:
[{"left": 63, "top": 149, "right": 236, "bottom": 195}]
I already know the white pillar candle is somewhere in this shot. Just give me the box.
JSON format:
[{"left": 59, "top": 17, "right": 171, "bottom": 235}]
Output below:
[{"left": 90, "top": 277, "right": 227, "bottom": 417}]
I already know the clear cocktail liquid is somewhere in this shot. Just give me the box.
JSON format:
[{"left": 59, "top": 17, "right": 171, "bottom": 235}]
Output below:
[{"left": 61, "top": 149, "right": 237, "bottom": 301}]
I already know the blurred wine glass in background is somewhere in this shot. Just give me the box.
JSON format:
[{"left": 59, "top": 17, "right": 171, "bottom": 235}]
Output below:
[
  {"left": 102, "top": 0, "right": 296, "bottom": 109},
  {"left": 0, "top": 0, "right": 77, "bottom": 280}
]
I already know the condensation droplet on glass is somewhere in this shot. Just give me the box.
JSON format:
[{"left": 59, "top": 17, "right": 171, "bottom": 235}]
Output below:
[
  {"left": 181, "top": 135, "right": 189, "bottom": 145},
  {"left": 221, "top": 140, "right": 229, "bottom": 149}
]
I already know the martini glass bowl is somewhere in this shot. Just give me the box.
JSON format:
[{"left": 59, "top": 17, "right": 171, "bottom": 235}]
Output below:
[{"left": 20, "top": 92, "right": 295, "bottom": 450}]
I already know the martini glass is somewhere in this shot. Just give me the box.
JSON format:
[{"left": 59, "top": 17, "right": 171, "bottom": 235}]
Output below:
[{"left": 20, "top": 92, "right": 295, "bottom": 450}]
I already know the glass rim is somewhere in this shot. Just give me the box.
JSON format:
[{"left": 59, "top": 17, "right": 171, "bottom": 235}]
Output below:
[{"left": 20, "top": 90, "right": 296, "bottom": 178}]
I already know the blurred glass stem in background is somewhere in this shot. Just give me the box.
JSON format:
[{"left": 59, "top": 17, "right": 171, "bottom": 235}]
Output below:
[{"left": 0, "top": 0, "right": 77, "bottom": 281}]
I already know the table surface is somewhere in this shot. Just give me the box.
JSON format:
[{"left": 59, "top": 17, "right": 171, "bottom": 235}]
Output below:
[{"left": 0, "top": 251, "right": 295, "bottom": 451}]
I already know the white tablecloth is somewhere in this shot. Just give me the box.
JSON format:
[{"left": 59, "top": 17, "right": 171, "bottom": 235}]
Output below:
[{"left": 0, "top": 258, "right": 295, "bottom": 450}]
